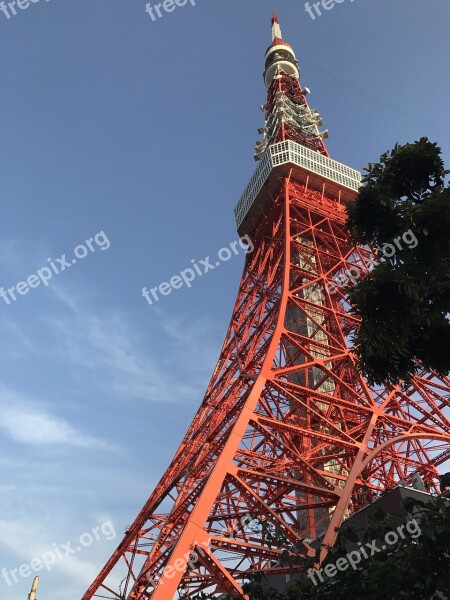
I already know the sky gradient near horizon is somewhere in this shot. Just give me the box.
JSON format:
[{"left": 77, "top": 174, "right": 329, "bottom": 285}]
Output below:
[{"left": 1, "top": 0, "right": 450, "bottom": 598}]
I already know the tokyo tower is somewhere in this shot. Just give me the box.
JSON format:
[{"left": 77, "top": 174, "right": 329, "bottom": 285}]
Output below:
[{"left": 83, "top": 14, "right": 450, "bottom": 600}]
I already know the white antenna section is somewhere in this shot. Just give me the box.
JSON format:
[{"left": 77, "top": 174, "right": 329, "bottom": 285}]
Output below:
[{"left": 272, "top": 15, "right": 282, "bottom": 40}]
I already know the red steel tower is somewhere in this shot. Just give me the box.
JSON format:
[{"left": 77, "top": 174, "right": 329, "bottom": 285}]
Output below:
[{"left": 83, "top": 14, "right": 450, "bottom": 600}]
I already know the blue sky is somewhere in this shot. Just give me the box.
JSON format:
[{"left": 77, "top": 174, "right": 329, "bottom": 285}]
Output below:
[{"left": 1, "top": 0, "right": 449, "bottom": 598}]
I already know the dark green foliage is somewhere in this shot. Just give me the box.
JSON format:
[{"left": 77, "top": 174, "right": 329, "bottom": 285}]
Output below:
[
  {"left": 345, "top": 138, "right": 450, "bottom": 385},
  {"left": 440, "top": 472, "right": 450, "bottom": 493}
]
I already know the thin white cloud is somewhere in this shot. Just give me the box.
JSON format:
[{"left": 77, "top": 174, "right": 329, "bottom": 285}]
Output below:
[
  {"left": 153, "top": 306, "right": 221, "bottom": 347},
  {"left": 0, "top": 388, "right": 108, "bottom": 449},
  {"left": 48, "top": 310, "right": 181, "bottom": 402},
  {"left": 0, "top": 316, "right": 36, "bottom": 358},
  {"left": 44, "top": 286, "right": 220, "bottom": 404}
]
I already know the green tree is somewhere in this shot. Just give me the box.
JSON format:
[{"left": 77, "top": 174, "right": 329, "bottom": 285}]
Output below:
[{"left": 345, "top": 137, "right": 450, "bottom": 385}]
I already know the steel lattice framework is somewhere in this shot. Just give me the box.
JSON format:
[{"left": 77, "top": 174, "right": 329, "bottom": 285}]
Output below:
[{"left": 83, "top": 14, "right": 450, "bottom": 600}]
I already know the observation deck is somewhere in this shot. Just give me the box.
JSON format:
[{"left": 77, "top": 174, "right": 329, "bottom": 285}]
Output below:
[{"left": 234, "top": 140, "right": 361, "bottom": 237}]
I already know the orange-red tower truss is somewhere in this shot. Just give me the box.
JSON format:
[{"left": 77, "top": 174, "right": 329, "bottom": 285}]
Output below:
[{"left": 83, "top": 14, "right": 450, "bottom": 600}]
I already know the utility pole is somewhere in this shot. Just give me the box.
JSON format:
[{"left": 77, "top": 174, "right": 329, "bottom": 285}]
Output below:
[{"left": 28, "top": 576, "right": 39, "bottom": 600}]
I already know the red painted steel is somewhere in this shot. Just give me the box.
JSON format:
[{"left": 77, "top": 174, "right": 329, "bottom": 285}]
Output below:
[{"left": 83, "top": 15, "right": 450, "bottom": 600}]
